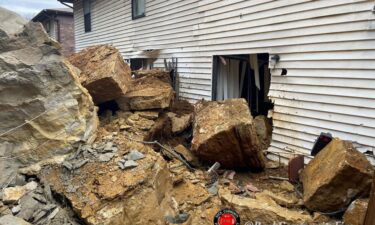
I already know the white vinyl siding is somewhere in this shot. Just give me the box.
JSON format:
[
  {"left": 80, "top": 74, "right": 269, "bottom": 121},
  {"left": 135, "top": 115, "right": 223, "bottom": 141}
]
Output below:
[{"left": 72, "top": 0, "right": 375, "bottom": 161}]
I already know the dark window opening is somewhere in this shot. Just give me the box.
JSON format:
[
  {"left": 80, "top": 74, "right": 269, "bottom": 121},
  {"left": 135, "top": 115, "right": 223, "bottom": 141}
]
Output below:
[
  {"left": 130, "top": 58, "right": 154, "bottom": 70},
  {"left": 212, "top": 53, "right": 273, "bottom": 117},
  {"left": 83, "top": 0, "right": 91, "bottom": 32},
  {"left": 132, "top": 0, "right": 145, "bottom": 20}
]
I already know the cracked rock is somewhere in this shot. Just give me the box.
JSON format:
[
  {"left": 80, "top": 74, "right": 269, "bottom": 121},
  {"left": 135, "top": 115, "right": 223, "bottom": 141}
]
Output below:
[
  {"left": 123, "top": 160, "right": 138, "bottom": 169},
  {"left": 125, "top": 150, "right": 145, "bottom": 161}
]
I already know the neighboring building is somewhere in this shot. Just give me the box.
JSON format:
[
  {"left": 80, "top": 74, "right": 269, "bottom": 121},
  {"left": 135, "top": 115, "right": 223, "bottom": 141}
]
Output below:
[
  {"left": 32, "top": 8, "right": 75, "bottom": 56},
  {"left": 60, "top": 0, "right": 375, "bottom": 162}
]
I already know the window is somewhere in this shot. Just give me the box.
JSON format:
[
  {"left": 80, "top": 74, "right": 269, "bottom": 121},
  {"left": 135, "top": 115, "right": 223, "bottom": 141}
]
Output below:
[
  {"left": 83, "top": 0, "right": 91, "bottom": 32},
  {"left": 132, "top": 0, "right": 145, "bottom": 20}
]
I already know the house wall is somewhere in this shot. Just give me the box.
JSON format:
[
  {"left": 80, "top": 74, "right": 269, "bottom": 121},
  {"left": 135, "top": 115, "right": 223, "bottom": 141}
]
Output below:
[
  {"left": 72, "top": 0, "right": 375, "bottom": 161},
  {"left": 57, "top": 14, "right": 75, "bottom": 57}
]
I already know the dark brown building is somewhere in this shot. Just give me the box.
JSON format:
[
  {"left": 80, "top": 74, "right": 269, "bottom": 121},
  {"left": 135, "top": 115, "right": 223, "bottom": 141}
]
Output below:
[{"left": 32, "top": 8, "right": 75, "bottom": 57}]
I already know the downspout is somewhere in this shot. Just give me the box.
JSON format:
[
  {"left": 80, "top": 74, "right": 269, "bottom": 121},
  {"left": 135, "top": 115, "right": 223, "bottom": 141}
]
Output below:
[{"left": 56, "top": 16, "right": 61, "bottom": 43}]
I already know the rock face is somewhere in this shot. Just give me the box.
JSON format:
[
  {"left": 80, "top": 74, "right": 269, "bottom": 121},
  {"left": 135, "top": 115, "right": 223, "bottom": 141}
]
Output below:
[
  {"left": 0, "top": 19, "right": 98, "bottom": 185},
  {"left": 301, "top": 139, "right": 373, "bottom": 212},
  {"left": 343, "top": 199, "right": 369, "bottom": 225},
  {"left": 191, "top": 99, "right": 265, "bottom": 169},
  {"left": 219, "top": 189, "right": 312, "bottom": 224},
  {"left": 116, "top": 69, "right": 174, "bottom": 111},
  {"left": 0, "top": 7, "right": 27, "bottom": 36},
  {"left": 68, "top": 45, "right": 131, "bottom": 104}
]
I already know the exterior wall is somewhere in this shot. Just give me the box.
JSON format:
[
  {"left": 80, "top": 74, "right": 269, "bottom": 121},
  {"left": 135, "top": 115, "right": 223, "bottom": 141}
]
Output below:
[
  {"left": 57, "top": 14, "right": 75, "bottom": 57},
  {"left": 72, "top": 0, "right": 375, "bottom": 161}
]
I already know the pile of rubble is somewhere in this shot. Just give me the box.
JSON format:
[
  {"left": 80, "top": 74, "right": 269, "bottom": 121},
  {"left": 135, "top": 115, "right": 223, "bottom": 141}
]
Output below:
[{"left": 0, "top": 9, "right": 373, "bottom": 225}]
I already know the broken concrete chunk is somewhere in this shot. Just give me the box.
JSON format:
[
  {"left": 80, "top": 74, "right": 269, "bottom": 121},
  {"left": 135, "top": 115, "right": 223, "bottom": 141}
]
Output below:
[
  {"left": 301, "top": 139, "right": 373, "bottom": 212},
  {"left": 343, "top": 199, "right": 369, "bottom": 225},
  {"left": 68, "top": 45, "right": 131, "bottom": 104},
  {"left": 0, "top": 215, "right": 31, "bottom": 225},
  {"left": 192, "top": 99, "right": 265, "bottom": 169},
  {"left": 116, "top": 69, "right": 174, "bottom": 110},
  {"left": 219, "top": 189, "right": 312, "bottom": 224}
]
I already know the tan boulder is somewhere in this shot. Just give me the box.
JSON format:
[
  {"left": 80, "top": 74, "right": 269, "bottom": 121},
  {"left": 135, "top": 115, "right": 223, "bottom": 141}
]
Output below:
[
  {"left": 116, "top": 69, "right": 174, "bottom": 111},
  {"left": 174, "top": 145, "right": 200, "bottom": 167},
  {"left": 68, "top": 45, "right": 131, "bottom": 104},
  {"left": 301, "top": 139, "right": 373, "bottom": 212},
  {"left": 0, "top": 21, "right": 98, "bottom": 185},
  {"left": 191, "top": 98, "right": 265, "bottom": 169},
  {"left": 343, "top": 199, "right": 369, "bottom": 225},
  {"left": 167, "top": 112, "right": 193, "bottom": 134},
  {"left": 2, "top": 182, "right": 37, "bottom": 203},
  {"left": 219, "top": 189, "right": 312, "bottom": 224}
]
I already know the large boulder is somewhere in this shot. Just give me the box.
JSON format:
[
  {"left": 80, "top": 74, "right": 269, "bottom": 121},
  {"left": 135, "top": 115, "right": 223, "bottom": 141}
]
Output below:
[
  {"left": 68, "top": 45, "right": 131, "bottom": 104},
  {"left": 0, "top": 18, "right": 98, "bottom": 186},
  {"left": 191, "top": 98, "right": 265, "bottom": 170},
  {"left": 301, "top": 139, "right": 373, "bottom": 212},
  {"left": 116, "top": 69, "right": 174, "bottom": 111},
  {"left": 219, "top": 189, "right": 312, "bottom": 224},
  {"left": 0, "top": 7, "right": 27, "bottom": 36}
]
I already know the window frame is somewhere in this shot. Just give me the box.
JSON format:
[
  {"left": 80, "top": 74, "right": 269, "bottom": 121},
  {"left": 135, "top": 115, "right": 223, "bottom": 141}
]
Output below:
[
  {"left": 132, "top": 0, "right": 146, "bottom": 20},
  {"left": 83, "top": 0, "right": 92, "bottom": 33}
]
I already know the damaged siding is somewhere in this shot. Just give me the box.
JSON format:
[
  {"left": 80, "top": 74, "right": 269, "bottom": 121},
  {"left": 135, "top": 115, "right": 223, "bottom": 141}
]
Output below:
[{"left": 73, "top": 0, "right": 375, "bottom": 158}]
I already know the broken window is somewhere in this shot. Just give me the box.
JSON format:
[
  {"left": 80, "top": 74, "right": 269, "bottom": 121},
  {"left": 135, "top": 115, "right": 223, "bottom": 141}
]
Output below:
[
  {"left": 212, "top": 53, "right": 273, "bottom": 117},
  {"left": 132, "top": 0, "right": 146, "bottom": 20},
  {"left": 83, "top": 0, "right": 91, "bottom": 32}
]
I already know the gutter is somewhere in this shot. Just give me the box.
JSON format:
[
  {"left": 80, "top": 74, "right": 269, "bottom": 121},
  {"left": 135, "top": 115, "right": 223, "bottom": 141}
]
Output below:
[{"left": 58, "top": 0, "right": 73, "bottom": 9}]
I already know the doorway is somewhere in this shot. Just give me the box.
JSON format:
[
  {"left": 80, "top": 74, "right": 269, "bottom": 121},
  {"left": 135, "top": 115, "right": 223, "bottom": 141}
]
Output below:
[{"left": 212, "top": 53, "right": 273, "bottom": 117}]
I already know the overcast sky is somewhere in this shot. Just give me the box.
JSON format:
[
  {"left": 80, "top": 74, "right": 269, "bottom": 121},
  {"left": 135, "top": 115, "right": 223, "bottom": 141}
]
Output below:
[{"left": 0, "top": 0, "right": 69, "bottom": 19}]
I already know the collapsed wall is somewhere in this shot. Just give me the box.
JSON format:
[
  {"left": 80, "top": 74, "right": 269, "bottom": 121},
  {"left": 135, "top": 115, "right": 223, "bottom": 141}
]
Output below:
[{"left": 0, "top": 16, "right": 98, "bottom": 187}]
